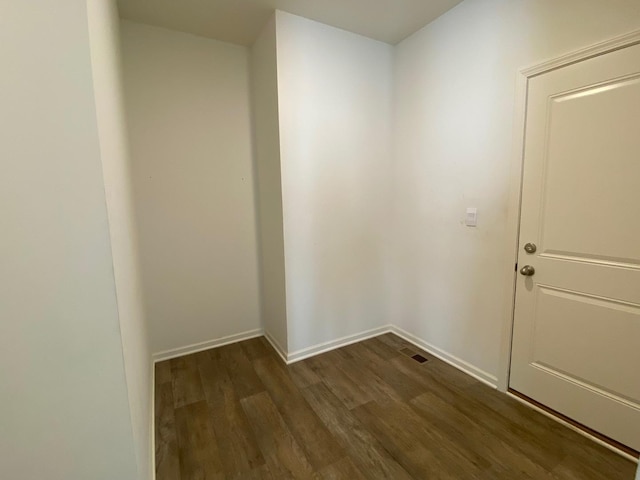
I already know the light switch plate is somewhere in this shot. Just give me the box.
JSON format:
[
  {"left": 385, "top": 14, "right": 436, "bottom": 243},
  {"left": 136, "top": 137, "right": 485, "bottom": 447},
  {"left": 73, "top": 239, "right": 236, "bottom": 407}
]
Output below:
[{"left": 465, "top": 208, "right": 478, "bottom": 227}]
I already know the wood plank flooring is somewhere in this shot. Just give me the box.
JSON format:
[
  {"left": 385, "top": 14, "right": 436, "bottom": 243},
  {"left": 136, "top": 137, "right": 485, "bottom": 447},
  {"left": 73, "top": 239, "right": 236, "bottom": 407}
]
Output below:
[{"left": 155, "top": 334, "right": 637, "bottom": 479}]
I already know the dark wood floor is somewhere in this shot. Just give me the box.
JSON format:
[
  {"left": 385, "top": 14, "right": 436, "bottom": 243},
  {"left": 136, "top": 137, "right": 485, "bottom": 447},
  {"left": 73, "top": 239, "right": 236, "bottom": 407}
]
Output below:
[{"left": 155, "top": 334, "right": 636, "bottom": 479}]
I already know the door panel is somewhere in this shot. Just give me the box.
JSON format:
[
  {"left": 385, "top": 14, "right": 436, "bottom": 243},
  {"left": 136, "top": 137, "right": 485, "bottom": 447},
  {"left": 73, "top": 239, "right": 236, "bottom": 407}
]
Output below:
[
  {"left": 540, "top": 74, "right": 640, "bottom": 266},
  {"left": 510, "top": 42, "right": 640, "bottom": 451},
  {"left": 531, "top": 285, "right": 640, "bottom": 403}
]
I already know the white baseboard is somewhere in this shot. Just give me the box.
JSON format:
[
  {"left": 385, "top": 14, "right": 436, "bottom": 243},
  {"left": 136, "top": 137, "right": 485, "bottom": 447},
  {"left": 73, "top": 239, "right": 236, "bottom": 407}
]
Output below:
[
  {"left": 263, "top": 330, "right": 288, "bottom": 364},
  {"left": 286, "top": 325, "right": 393, "bottom": 364},
  {"left": 151, "top": 324, "right": 498, "bottom": 392},
  {"left": 390, "top": 325, "right": 498, "bottom": 388},
  {"left": 152, "top": 328, "right": 264, "bottom": 363}
]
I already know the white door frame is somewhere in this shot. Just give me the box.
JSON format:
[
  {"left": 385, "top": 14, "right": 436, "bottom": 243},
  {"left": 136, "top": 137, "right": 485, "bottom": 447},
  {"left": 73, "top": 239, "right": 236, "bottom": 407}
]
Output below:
[{"left": 497, "top": 28, "right": 640, "bottom": 394}]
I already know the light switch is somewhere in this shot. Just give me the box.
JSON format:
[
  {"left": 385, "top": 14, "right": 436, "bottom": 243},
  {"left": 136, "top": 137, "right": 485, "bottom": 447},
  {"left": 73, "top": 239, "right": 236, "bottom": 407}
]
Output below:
[{"left": 465, "top": 208, "right": 478, "bottom": 227}]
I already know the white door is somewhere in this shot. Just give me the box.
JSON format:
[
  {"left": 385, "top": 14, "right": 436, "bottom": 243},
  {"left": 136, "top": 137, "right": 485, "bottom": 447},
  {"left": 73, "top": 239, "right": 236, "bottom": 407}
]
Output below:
[{"left": 510, "top": 42, "right": 640, "bottom": 452}]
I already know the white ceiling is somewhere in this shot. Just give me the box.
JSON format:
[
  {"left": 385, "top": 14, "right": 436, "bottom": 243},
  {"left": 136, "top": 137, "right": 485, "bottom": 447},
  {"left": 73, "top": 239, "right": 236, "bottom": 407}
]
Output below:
[{"left": 117, "top": 0, "right": 464, "bottom": 46}]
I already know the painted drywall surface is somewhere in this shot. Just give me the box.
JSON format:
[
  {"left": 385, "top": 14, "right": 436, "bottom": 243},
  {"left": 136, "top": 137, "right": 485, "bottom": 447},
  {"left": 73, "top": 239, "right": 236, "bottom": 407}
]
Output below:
[
  {"left": 250, "top": 15, "right": 288, "bottom": 351},
  {"left": 86, "top": 1, "right": 152, "bottom": 478},
  {"left": 392, "top": 0, "right": 640, "bottom": 380},
  {"left": 275, "top": 11, "right": 394, "bottom": 353},
  {"left": 120, "top": 21, "right": 261, "bottom": 354},
  {"left": 0, "top": 1, "right": 138, "bottom": 479}
]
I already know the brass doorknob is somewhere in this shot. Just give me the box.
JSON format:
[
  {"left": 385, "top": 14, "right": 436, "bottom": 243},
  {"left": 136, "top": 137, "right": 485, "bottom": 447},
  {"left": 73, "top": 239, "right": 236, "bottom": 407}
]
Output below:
[{"left": 520, "top": 265, "right": 535, "bottom": 276}]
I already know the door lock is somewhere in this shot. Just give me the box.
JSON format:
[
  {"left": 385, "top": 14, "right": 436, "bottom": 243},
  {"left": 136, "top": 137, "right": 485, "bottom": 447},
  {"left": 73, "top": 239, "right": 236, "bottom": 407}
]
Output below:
[{"left": 524, "top": 243, "right": 537, "bottom": 254}]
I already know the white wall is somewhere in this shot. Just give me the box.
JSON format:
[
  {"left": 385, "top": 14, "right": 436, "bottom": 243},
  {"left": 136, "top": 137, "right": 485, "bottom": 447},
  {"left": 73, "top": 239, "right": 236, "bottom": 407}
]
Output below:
[
  {"left": 392, "top": 0, "right": 640, "bottom": 382},
  {"left": 250, "top": 15, "right": 289, "bottom": 352},
  {"left": 275, "top": 11, "right": 394, "bottom": 353},
  {"left": 120, "top": 21, "right": 261, "bottom": 355},
  {"left": 87, "top": 1, "right": 152, "bottom": 478},
  {"left": 0, "top": 1, "right": 138, "bottom": 478}
]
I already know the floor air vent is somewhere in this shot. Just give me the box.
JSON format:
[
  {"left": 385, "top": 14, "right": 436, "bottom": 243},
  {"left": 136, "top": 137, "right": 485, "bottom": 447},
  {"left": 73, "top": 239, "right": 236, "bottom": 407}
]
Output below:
[
  {"left": 411, "top": 354, "right": 429, "bottom": 364},
  {"left": 399, "top": 346, "right": 429, "bottom": 364}
]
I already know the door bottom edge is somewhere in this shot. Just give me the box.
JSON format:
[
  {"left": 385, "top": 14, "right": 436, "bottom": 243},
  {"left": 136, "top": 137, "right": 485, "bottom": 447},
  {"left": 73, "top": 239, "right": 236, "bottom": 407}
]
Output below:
[{"left": 507, "top": 388, "right": 639, "bottom": 462}]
